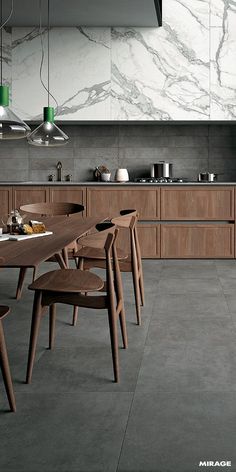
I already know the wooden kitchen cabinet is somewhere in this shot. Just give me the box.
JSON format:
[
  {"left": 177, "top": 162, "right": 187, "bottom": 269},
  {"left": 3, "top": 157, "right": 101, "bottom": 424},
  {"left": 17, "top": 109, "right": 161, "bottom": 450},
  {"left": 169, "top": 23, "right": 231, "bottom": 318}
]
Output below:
[
  {"left": 117, "top": 224, "right": 160, "bottom": 258},
  {"left": 161, "top": 187, "right": 235, "bottom": 220},
  {"left": 87, "top": 187, "right": 160, "bottom": 220},
  {"left": 161, "top": 224, "right": 234, "bottom": 258},
  {"left": 49, "top": 186, "right": 85, "bottom": 216},
  {"left": 0, "top": 187, "right": 12, "bottom": 217},
  {"left": 13, "top": 186, "right": 49, "bottom": 209}
]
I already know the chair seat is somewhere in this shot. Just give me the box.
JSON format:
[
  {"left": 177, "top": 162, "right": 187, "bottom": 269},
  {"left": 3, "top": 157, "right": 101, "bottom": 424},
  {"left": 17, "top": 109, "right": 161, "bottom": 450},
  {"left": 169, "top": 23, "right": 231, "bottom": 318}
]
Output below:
[
  {"left": 29, "top": 269, "right": 104, "bottom": 293},
  {"left": 0, "top": 306, "right": 10, "bottom": 320},
  {"left": 74, "top": 246, "right": 128, "bottom": 260}
]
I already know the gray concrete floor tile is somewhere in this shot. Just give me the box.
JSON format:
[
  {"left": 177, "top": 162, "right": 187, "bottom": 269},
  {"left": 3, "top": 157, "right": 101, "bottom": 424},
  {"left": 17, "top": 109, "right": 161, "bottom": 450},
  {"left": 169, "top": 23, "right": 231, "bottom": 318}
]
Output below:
[
  {"left": 0, "top": 392, "right": 132, "bottom": 472},
  {"left": 117, "top": 392, "right": 236, "bottom": 472},
  {"left": 1, "top": 260, "right": 236, "bottom": 472},
  {"left": 136, "top": 343, "right": 236, "bottom": 393},
  {"left": 157, "top": 277, "right": 223, "bottom": 294},
  {"left": 146, "top": 316, "right": 236, "bottom": 346},
  {"left": 151, "top": 293, "right": 229, "bottom": 316}
]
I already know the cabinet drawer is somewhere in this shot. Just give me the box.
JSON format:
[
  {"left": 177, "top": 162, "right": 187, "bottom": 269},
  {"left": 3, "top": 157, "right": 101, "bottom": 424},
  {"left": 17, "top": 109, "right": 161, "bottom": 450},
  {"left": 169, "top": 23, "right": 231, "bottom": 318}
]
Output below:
[
  {"left": 0, "top": 187, "right": 12, "bottom": 217},
  {"left": 161, "top": 224, "right": 234, "bottom": 258},
  {"left": 161, "top": 187, "right": 234, "bottom": 220},
  {"left": 13, "top": 186, "right": 49, "bottom": 208},
  {"left": 49, "top": 187, "right": 85, "bottom": 217},
  {"left": 117, "top": 224, "right": 160, "bottom": 258},
  {"left": 87, "top": 187, "right": 160, "bottom": 220}
]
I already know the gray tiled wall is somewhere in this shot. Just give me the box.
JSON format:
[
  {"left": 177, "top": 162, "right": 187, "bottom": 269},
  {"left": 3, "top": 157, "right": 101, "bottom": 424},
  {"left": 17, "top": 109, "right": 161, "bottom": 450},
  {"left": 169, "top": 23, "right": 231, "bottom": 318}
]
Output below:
[{"left": 0, "top": 124, "right": 236, "bottom": 182}]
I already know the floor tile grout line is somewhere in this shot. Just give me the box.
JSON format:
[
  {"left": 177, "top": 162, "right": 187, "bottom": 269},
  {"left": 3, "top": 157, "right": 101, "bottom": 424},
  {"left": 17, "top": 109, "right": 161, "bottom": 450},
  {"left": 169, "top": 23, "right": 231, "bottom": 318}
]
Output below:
[{"left": 115, "top": 267, "right": 161, "bottom": 472}]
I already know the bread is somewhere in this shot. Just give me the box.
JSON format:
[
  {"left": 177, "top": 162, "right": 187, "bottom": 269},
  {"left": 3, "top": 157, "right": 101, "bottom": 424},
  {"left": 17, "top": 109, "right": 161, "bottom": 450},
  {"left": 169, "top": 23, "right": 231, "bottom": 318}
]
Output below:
[
  {"left": 23, "top": 224, "right": 33, "bottom": 235},
  {"left": 29, "top": 220, "right": 46, "bottom": 233}
]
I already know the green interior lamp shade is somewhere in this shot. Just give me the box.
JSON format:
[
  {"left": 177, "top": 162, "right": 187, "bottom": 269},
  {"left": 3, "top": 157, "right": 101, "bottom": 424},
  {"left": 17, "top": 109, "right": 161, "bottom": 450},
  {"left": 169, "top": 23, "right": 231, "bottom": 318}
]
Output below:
[
  {"left": 0, "top": 86, "right": 31, "bottom": 140},
  {"left": 27, "top": 107, "right": 69, "bottom": 147}
]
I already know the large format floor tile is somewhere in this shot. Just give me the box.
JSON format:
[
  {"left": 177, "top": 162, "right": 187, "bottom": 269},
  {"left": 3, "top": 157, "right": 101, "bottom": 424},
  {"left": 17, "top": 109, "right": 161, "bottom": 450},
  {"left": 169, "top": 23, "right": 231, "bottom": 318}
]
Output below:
[
  {"left": 1, "top": 259, "right": 236, "bottom": 472},
  {"left": 117, "top": 392, "right": 236, "bottom": 472},
  {"left": 0, "top": 392, "right": 132, "bottom": 472}
]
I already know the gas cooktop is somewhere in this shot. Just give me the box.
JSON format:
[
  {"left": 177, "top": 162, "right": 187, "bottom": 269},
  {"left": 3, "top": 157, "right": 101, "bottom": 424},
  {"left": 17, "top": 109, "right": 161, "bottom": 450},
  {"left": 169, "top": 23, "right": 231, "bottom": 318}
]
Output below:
[{"left": 135, "top": 177, "right": 186, "bottom": 183}]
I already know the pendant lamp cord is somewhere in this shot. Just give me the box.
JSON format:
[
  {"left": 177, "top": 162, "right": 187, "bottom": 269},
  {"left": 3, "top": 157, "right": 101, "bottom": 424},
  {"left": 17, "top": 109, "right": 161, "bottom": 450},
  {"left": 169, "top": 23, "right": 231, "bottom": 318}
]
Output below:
[
  {"left": 0, "top": 0, "right": 14, "bottom": 86},
  {"left": 47, "top": 0, "right": 49, "bottom": 107},
  {"left": 39, "top": 0, "right": 58, "bottom": 114}
]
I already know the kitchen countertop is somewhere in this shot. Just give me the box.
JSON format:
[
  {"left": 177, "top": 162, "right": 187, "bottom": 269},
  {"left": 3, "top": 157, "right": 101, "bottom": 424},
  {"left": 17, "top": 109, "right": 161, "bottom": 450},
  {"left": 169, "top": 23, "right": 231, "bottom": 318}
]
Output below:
[{"left": 1, "top": 181, "right": 236, "bottom": 186}]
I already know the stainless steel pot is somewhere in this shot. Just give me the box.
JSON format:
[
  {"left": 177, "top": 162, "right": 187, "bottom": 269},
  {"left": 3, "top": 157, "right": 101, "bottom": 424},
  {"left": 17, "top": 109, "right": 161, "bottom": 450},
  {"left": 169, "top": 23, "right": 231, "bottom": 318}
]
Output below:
[
  {"left": 151, "top": 161, "right": 173, "bottom": 178},
  {"left": 198, "top": 172, "right": 218, "bottom": 182}
]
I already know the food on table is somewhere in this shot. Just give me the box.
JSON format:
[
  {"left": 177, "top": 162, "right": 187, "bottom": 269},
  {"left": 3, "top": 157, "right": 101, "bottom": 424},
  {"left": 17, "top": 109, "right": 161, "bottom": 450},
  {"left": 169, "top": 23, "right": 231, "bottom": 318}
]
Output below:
[{"left": 29, "top": 221, "right": 46, "bottom": 233}]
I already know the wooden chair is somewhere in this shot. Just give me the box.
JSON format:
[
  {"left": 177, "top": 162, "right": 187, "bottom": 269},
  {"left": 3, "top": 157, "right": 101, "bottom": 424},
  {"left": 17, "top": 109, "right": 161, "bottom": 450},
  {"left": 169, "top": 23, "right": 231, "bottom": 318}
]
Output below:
[
  {"left": 74, "top": 209, "right": 145, "bottom": 325},
  {"left": 15, "top": 202, "right": 85, "bottom": 300},
  {"left": 0, "top": 306, "right": 16, "bottom": 412},
  {"left": 26, "top": 223, "right": 128, "bottom": 384}
]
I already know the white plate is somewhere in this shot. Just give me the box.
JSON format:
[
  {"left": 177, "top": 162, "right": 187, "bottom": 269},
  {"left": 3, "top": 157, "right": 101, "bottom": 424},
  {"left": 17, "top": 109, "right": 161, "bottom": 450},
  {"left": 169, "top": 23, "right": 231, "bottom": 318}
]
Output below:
[{"left": 8, "top": 231, "right": 53, "bottom": 241}]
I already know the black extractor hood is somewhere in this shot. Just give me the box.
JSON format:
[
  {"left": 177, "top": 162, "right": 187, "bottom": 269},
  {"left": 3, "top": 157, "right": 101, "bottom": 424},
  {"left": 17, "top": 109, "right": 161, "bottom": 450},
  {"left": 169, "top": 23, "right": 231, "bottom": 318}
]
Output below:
[{"left": 6, "top": 0, "right": 162, "bottom": 27}]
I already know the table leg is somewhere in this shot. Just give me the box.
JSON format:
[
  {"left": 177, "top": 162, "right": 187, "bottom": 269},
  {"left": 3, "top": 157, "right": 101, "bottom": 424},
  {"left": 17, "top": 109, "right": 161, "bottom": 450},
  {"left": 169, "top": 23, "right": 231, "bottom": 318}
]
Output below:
[{"left": 15, "top": 267, "right": 27, "bottom": 300}]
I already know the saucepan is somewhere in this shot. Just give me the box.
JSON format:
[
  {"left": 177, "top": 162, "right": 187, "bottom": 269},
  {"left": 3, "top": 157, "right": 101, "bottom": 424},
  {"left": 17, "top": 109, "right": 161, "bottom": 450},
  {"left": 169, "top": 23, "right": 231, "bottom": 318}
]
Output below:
[{"left": 198, "top": 172, "right": 219, "bottom": 182}]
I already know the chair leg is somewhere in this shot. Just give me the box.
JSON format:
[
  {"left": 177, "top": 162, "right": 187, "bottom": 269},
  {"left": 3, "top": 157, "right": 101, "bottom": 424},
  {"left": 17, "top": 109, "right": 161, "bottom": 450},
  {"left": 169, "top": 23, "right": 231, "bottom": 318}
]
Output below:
[
  {"left": 49, "top": 304, "right": 56, "bottom": 349},
  {"left": 72, "top": 256, "right": 84, "bottom": 326},
  {"left": 26, "top": 291, "right": 43, "bottom": 384},
  {"left": 32, "top": 266, "right": 38, "bottom": 282},
  {"left": 139, "top": 270, "right": 145, "bottom": 307},
  {"left": 107, "top": 306, "right": 120, "bottom": 383},
  {"left": 119, "top": 308, "right": 128, "bottom": 349},
  {"left": 15, "top": 267, "right": 27, "bottom": 300},
  {"left": 72, "top": 306, "right": 78, "bottom": 326},
  {"left": 132, "top": 269, "right": 142, "bottom": 326},
  {"left": 0, "top": 322, "right": 16, "bottom": 412}
]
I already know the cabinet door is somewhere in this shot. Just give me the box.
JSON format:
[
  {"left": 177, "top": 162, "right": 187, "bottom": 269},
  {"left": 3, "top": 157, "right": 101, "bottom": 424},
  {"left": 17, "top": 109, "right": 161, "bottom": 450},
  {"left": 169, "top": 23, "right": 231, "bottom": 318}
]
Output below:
[
  {"left": 161, "top": 187, "right": 235, "bottom": 220},
  {"left": 87, "top": 187, "right": 160, "bottom": 220},
  {"left": 161, "top": 224, "right": 234, "bottom": 258},
  {"left": 0, "top": 187, "right": 12, "bottom": 217},
  {"left": 117, "top": 224, "right": 160, "bottom": 259},
  {"left": 13, "top": 186, "right": 49, "bottom": 208},
  {"left": 49, "top": 186, "right": 85, "bottom": 217}
]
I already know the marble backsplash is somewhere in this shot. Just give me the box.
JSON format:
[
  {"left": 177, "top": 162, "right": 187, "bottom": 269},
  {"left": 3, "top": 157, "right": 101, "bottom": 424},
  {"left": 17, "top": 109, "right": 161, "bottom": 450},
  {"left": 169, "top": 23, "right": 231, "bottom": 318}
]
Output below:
[
  {"left": 1, "top": 0, "right": 235, "bottom": 121},
  {"left": 0, "top": 124, "right": 236, "bottom": 183}
]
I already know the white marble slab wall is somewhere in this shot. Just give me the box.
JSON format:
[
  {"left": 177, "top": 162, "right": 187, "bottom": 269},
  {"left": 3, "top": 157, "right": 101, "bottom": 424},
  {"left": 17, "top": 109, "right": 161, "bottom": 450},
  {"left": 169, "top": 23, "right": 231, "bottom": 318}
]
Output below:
[
  {"left": 11, "top": 27, "right": 111, "bottom": 120},
  {"left": 2, "top": 0, "right": 236, "bottom": 121},
  {"left": 111, "top": 0, "right": 210, "bottom": 120},
  {"left": 2, "top": 27, "right": 11, "bottom": 90},
  {"left": 210, "top": 0, "right": 236, "bottom": 119}
]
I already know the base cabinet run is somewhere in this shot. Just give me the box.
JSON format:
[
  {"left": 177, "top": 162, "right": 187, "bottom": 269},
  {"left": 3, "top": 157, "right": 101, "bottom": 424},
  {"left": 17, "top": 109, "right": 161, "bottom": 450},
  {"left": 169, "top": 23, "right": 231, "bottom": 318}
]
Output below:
[
  {"left": 1, "top": 184, "right": 236, "bottom": 258},
  {"left": 161, "top": 224, "right": 235, "bottom": 259}
]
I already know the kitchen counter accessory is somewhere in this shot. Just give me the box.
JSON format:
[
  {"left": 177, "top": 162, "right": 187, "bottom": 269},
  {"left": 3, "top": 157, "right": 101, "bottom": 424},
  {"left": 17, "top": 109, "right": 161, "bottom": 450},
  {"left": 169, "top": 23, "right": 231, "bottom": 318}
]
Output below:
[
  {"left": 198, "top": 172, "right": 219, "bottom": 182},
  {"left": 114, "top": 168, "right": 129, "bottom": 182},
  {"left": 151, "top": 161, "right": 173, "bottom": 178}
]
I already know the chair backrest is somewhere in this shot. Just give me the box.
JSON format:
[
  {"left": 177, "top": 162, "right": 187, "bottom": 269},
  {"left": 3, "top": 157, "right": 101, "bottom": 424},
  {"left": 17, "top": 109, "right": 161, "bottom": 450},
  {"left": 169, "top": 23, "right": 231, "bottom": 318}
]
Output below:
[
  {"left": 20, "top": 202, "right": 84, "bottom": 217},
  {"left": 112, "top": 209, "right": 142, "bottom": 268},
  {"left": 112, "top": 209, "right": 137, "bottom": 228},
  {"left": 78, "top": 222, "right": 120, "bottom": 305},
  {"left": 78, "top": 222, "right": 116, "bottom": 249}
]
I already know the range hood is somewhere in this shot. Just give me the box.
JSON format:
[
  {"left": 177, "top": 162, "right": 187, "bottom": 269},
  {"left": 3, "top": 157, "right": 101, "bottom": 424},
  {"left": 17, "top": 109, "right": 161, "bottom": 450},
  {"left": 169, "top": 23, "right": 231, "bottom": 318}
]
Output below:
[{"left": 5, "top": 0, "right": 162, "bottom": 27}]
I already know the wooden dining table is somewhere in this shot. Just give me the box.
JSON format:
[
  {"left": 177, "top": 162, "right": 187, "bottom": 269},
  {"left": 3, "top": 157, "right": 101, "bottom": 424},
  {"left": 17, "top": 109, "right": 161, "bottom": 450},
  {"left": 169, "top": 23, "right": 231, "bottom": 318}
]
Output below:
[{"left": 0, "top": 215, "right": 106, "bottom": 299}]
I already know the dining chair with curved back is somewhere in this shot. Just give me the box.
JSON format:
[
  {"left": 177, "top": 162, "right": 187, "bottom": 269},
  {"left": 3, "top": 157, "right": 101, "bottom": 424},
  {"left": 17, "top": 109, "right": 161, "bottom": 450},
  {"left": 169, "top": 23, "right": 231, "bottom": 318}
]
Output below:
[
  {"left": 74, "top": 209, "right": 145, "bottom": 326},
  {"left": 15, "top": 202, "right": 84, "bottom": 300},
  {"left": 0, "top": 257, "right": 16, "bottom": 412},
  {"left": 26, "top": 223, "right": 128, "bottom": 384}
]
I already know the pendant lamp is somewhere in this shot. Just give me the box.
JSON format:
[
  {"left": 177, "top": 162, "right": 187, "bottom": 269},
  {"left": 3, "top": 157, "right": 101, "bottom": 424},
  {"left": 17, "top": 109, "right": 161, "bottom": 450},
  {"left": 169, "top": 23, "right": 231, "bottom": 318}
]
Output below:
[
  {"left": 0, "top": 0, "right": 30, "bottom": 140},
  {"left": 28, "top": 0, "right": 68, "bottom": 147}
]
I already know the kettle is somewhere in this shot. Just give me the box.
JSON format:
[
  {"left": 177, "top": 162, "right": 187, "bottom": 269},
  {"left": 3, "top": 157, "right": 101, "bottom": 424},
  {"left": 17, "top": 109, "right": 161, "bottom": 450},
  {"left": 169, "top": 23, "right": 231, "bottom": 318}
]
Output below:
[{"left": 7, "top": 210, "right": 23, "bottom": 234}]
